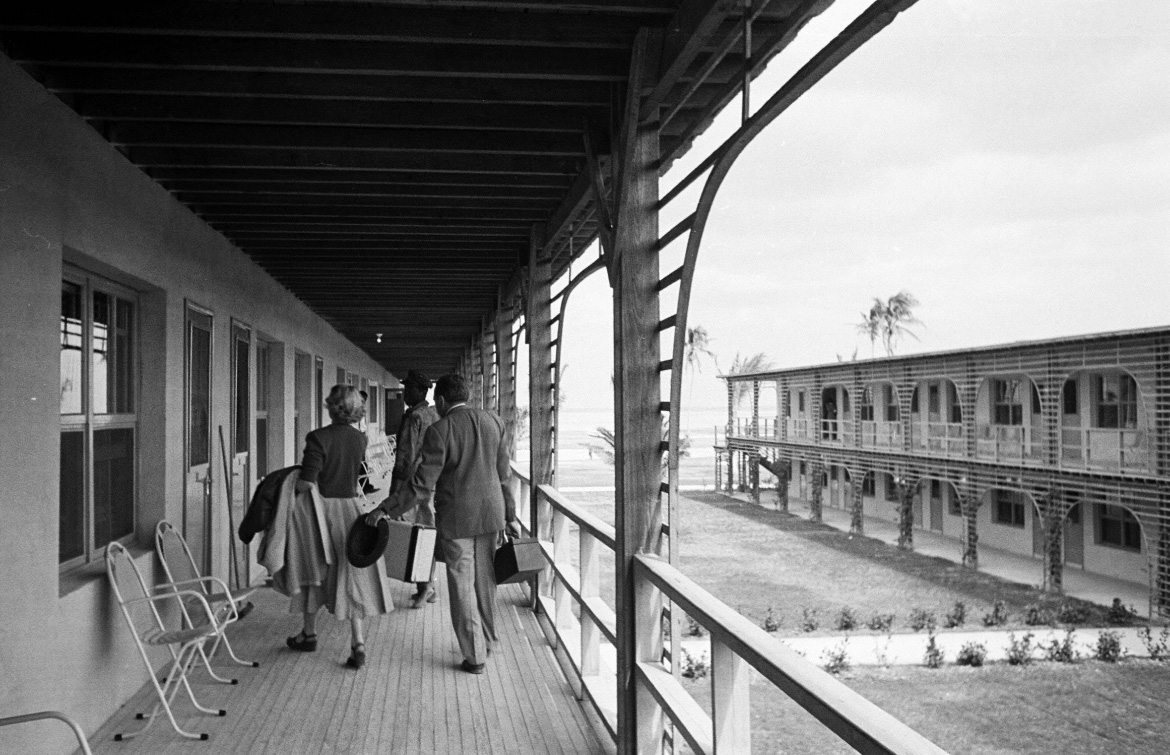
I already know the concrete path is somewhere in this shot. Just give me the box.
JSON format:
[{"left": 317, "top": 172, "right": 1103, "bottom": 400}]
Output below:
[{"left": 766, "top": 495, "right": 1152, "bottom": 617}]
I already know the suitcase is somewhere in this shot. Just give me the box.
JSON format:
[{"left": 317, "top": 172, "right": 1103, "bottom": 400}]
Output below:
[
  {"left": 493, "top": 537, "right": 545, "bottom": 585},
  {"left": 383, "top": 520, "right": 437, "bottom": 583}
]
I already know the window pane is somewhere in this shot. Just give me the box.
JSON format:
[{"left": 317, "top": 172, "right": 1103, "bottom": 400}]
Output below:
[
  {"left": 234, "top": 336, "right": 250, "bottom": 451},
  {"left": 93, "top": 428, "right": 135, "bottom": 548},
  {"left": 189, "top": 324, "right": 211, "bottom": 466},
  {"left": 92, "top": 291, "right": 111, "bottom": 414},
  {"left": 59, "top": 431, "right": 85, "bottom": 562},
  {"left": 60, "top": 282, "right": 84, "bottom": 415},
  {"left": 256, "top": 417, "right": 269, "bottom": 478},
  {"left": 115, "top": 299, "right": 134, "bottom": 413}
]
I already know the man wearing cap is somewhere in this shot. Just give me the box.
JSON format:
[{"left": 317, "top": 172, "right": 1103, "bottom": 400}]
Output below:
[
  {"left": 369, "top": 373, "right": 521, "bottom": 674},
  {"left": 392, "top": 370, "right": 441, "bottom": 608}
]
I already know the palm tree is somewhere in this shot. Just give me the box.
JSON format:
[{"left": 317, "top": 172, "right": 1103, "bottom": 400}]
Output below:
[
  {"left": 728, "top": 352, "right": 775, "bottom": 408},
  {"left": 684, "top": 325, "right": 718, "bottom": 375},
  {"left": 856, "top": 291, "right": 922, "bottom": 357}
]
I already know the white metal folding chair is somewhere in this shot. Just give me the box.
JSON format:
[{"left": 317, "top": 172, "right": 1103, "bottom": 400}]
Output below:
[
  {"left": 154, "top": 521, "right": 258, "bottom": 684},
  {"left": 105, "top": 542, "right": 228, "bottom": 741}
]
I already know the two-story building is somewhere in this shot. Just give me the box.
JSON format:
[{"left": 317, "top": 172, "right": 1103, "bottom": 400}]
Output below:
[{"left": 722, "top": 328, "right": 1170, "bottom": 615}]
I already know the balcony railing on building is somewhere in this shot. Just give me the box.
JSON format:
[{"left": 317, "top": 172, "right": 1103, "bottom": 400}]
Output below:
[{"left": 1061, "top": 427, "right": 1149, "bottom": 473}]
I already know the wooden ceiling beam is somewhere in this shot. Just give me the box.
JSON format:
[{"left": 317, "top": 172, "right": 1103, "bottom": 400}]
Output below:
[
  {"left": 148, "top": 168, "right": 572, "bottom": 188},
  {"left": 111, "top": 123, "right": 586, "bottom": 157},
  {"left": 6, "top": 33, "right": 630, "bottom": 81},
  {"left": 169, "top": 182, "right": 561, "bottom": 197},
  {"left": 0, "top": 4, "right": 662, "bottom": 46},
  {"left": 129, "top": 147, "right": 582, "bottom": 175},
  {"left": 32, "top": 67, "right": 618, "bottom": 106},
  {"left": 74, "top": 94, "right": 604, "bottom": 132}
]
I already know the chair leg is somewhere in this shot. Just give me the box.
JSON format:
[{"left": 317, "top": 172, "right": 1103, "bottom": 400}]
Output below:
[
  {"left": 116, "top": 646, "right": 211, "bottom": 741},
  {"left": 219, "top": 632, "right": 260, "bottom": 668},
  {"left": 195, "top": 636, "right": 239, "bottom": 684},
  {"left": 175, "top": 643, "right": 228, "bottom": 717}
]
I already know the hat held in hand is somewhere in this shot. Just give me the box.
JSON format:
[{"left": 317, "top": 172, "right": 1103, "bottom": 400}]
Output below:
[{"left": 346, "top": 513, "right": 389, "bottom": 568}]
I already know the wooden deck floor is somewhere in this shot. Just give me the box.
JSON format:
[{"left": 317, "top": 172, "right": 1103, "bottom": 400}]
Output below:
[{"left": 87, "top": 578, "right": 612, "bottom": 755}]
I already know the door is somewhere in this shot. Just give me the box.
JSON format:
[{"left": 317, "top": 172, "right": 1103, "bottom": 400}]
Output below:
[
  {"left": 1064, "top": 502, "right": 1084, "bottom": 566},
  {"left": 929, "top": 479, "right": 944, "bottom": 532},
  {"left": 230, "top": 321, "right": 252, "bottom": 585},
  {"left": 185, "top": 305, "right": 213, "bottom": 574}
]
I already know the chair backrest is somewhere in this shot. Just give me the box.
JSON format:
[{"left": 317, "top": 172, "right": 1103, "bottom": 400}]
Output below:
[
  {"left": 155, "top": 521, "right": 203, "bottom": 591},
  {"left": 106, "top": 542, "right": 165, "bottom": 638}
]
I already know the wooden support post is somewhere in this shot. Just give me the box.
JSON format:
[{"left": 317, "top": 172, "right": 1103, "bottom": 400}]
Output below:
[
  {"left": 711, "top": 638, "right": 751, "bottom": 755},
  {"left": 849, "top": 469, "right": 865, "bottom": 536},
  {"left": 809, "top": 460, "right": 824, "bottom": 523},
  {"left": 962, "top": 496, "right": 979, "bottom": 568},
  {"left": 725, "top": 381, "right": 735, "bottom": 492},
  {"left": 613, "top": 28, "right": 663, "bottom": 755},
  {"left": 496, "top": 294, "right": 517, "bottom": 435},
  {"left": 470, "top": 338, "right": 484, "bottom": 409},
  {"left": 528, "top": 226, "right": 555, "bottom": 541},
  {"left": 896, "top": 476, "right": 915, "bottom": 550}
]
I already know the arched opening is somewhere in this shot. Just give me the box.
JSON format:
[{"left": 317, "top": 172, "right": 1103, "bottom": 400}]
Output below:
[
  {"left": 975, "top": 375, "right": 1043, "bottom": 462},
  {"left": 860, "top": 382, "right": 901, "bottom": 449},
  {"left": 910, "top": 378, "right": 964, "bottom": 456},
  {"left": 820, "top": 384, "right": 852, "bottom": 443},
  {"left": 1060, "top": 369, "right": 1149, "bottom": 472}
]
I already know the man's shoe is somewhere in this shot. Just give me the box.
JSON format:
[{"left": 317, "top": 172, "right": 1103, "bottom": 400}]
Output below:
[
  {"left": 411, "top": 585, "right": 437, "bottom": 609},
  {"left": 346, "top": 643, "right": 366, "bottom": 669},
  {"left": 460, "top": 660, "right": 485, "bottom": 675}
]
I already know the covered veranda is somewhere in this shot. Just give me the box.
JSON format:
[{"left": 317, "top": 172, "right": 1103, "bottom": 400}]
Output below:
[{"left": 0, "top": 2, "right": 948, "bottom": 754}]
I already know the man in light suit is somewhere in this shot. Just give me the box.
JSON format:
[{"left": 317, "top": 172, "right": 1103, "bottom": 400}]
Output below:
[{"left": 369, "top": 373, "right": 521, "bottom": 674}]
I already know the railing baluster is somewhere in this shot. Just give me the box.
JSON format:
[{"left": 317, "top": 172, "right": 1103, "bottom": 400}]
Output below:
[
  {"left": 580, "top": 530, "right": 600, "bottom": 680},
  {"left": 711, "top": 638, "right": 751, "bottom": 755},
  {"left": 552, "top": 509, "right": 572, "bottom": 654}
]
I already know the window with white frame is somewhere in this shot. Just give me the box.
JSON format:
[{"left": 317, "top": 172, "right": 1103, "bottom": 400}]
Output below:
[
  {"left": 59, "top": 270, "right": 138, "bottom": 568},
  {"left": 992, "top": 489, "right": 1026, "bottom": 527},
  {"left": 860, "top": 387, "right": 875, "bottom": 422},
  {"left": 992, "top": 379, "right": 1024, "bottom": 426},
  {"left": 1093, "top": 373, "right": 1138, "bottom": 429},
  {"left": 1096, "top": 504, "right": 1142, "bottom": 551}
]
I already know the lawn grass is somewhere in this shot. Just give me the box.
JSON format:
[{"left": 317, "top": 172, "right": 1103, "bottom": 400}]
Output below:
[
  {"left": 681, "top": 661, "right": 1170, "bottom": 755},
  {"left": 559, "top": 487, "right": 1167, "bottom": 754}
]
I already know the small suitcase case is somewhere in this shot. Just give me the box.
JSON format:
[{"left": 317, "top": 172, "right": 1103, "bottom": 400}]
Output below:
[
  {"left": 383, "top": 520, "right": 437, "bottom": 583},
  {"left": 493, "top": 537, "right": 545, "bottom": 585}
]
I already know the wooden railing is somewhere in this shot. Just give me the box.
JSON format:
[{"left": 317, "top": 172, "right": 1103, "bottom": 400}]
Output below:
[{"left": 510, "top": 462, "right": 951, "bottom": 755}]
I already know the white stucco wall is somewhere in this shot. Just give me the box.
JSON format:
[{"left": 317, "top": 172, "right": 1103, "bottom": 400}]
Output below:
[{"left": 0, "top": 54, "right": 396, "bottom": 754}]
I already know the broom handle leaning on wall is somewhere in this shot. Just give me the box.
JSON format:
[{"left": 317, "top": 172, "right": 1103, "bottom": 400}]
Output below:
[{"left": 218, "top": 425, "right": 240, "bottom": 592}]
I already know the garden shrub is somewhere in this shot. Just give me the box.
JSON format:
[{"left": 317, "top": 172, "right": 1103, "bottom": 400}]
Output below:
[
  {"left": 801, "top": 608, "right": 820, "bottom": 633},
  {"left": 923, "top": 630, "right": 944, "bottom": 669},
  {"left": 1138, "top": 625, "right": 1170, "bottom": 660},
  {"left": 908, "top": 608, "right": 936, "bottom": 632},
  {"left": 1044, "top": 629, "right": 1079, "bottom": 663},
  {"left": 681, "top": 648, "right": 709, "bottom": 679},
  {"left": 867, "top": 612, "right": 894, "bottom": 632},
  {"left": 761, "top": 606, "right": 781, "bottom": 633},
  {"left": 1107, "top": 598, "right": 1138, "bottom": 626},
  {"left": 956, "top": 642, "right": 987, "bottom": 667},
  {"left": 943, "top": 601, "right": 966, "bottom": 629},
  {"left": 982, "top": 600, "right": 1009, "bottom": 627},
  {"left": 1006, "top": 632, "right": 1035, "bottom": 665},
  {"left": 821, "top": 639, "right": 850, "bottom": 675},
  {"left": 1095, "top": 630, "right": 1124, "bottom": 663},
  {"left": 683, "top": 614, "right": 706, "bottom": 638},
  {"left": 1056, "top": 602, "right": 1090, "bottom": 625},
  {"left": 1023, "top": 604, "right": 1054, "bottom": 627},
  {"left": 836, "top": 607, "right": 858, "bottom": 632}
]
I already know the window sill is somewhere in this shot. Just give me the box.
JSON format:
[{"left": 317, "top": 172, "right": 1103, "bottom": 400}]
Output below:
[{"left": 59, "top": 541, "right": 151, "bottom": 598}]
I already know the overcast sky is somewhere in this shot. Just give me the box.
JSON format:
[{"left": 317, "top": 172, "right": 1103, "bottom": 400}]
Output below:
[{"left": 550, "top": 0, "right": 1170, "bottom": 413}]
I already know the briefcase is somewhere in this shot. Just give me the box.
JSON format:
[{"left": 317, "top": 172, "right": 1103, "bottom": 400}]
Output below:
[
  {"left": 383, "top": 521, "right": 437, "bottom": 583},
  {"left": 493, "top": 537, "right": 545, "bottom": 585}
]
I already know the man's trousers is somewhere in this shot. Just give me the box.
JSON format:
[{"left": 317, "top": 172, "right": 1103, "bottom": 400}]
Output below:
[{"left": 440, "top": 532, "right": 498, "bottom": 665}]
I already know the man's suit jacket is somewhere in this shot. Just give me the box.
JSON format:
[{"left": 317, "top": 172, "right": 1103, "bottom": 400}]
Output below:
[{"left": 386, "top": 403, "right": 514, "bottom": 539}]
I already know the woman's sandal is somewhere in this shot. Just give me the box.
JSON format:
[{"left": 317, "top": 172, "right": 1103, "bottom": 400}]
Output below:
[
  {"left": 286, "top": 631, "right": 318, "bottom": 652},
  {"left": 346, "top": 643, "right": 366, "bottom": 669}
]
